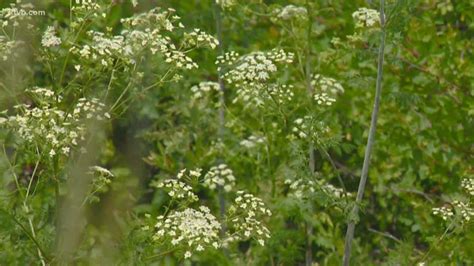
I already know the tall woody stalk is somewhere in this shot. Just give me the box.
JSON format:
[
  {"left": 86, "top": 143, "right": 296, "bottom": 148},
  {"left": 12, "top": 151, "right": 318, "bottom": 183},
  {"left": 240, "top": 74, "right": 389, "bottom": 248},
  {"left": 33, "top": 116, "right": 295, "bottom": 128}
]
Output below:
[
  {"left": 213, "top": 1, "right": 227, "bottom": 235},
  {"left": 304, "top": 1, "right": 315, "bottom": 265},
  {"left": 343, "top": 1, "right": 386, "bottom": 265}
]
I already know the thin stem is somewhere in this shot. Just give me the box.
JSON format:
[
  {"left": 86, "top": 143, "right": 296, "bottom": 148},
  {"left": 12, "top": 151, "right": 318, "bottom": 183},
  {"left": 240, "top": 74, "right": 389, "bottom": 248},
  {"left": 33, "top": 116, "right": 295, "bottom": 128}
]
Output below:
[
  {"left": 419, "top": 220, "right": 455, "bottom": 263},
  {"left": 318, "top": 147, "right": 347, "bottom": 196},
  {"left": 144, "top": 247, "right": 180, "bottom": 261},
  {"left": 2, "top": 146, "right": 47, "bottom": 264},
  {"left": 342, "top": 1, "right": 386, "bottom": 265},
  {"left": 213, "top": 1, "right": 227, "bottom": 236},
  {"left": 2, "top": 145, "right": 25, "bottom": 200},
  {"left": 28, "top": 217, "right": 47, "bottom": 266},
  {"left": 58, "top": 13, "right": 92, "bottom": 87},
  {"left": 214, "top": 2, "right": 226, "bottom": 141},
  {"left": 0, "top": 209, "right": 50, "bottom": 262},
  {"left": 305, "top": 2, "right": 314, "bottom": 265},
  {"left": 104, "top": 65, "right": 116, "bottom": 100},
  {"left": 24, "top": 147, "right": 40, "bottom": 202}
]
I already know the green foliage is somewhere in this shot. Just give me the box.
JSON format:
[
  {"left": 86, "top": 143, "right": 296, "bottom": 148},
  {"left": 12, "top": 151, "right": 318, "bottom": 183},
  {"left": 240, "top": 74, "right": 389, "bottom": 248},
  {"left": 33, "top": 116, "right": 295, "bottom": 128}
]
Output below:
[{"left": 0, "top": 0, "right": 473, "bottom": 265}]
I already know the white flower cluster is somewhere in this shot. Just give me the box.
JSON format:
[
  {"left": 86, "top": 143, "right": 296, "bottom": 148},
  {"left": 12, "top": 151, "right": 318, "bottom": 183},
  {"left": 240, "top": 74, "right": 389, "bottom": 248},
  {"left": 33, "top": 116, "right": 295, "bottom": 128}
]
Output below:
[
  {"left": 154, "top": 168, "right": 201, "bottom": 202},
  {"left": 292, "top": 116, "right": 330, "bottom": 142},
  {"left": 71, "top": 0, "right": 101, "bottom": 13},
  {"left": 226, "top": 191, "right": 272, "bottom": 246},
  {"left": 190, "top": 81, "right": 220, "bottom": 98},
  {"left": 71, "top": 8, "right": 217, "bottom": 69},
  {"left": 41, "top": 26, "right": 62, "bottom": 48},
  {"left": 285, "top": 178, "right": 316, "bottom": 199},
  {"left": 0, "top": 36, "right": 19, "bottom": 61},
  {"left": 220, "top": 49, "right": 294, "bottom": 86},
  {"left": 285, "top": 178, "right": 346, "bottom": 200},
  {"left": 72, "top": 31, "right": 128, "bottom": 67},
  {"left": 86, "top": 166, "right": 114, "bottom": 204},
  {"left": 314, "top": 92, "right": 336, "bottom": 106},
  {"left": 432, "top": 206, "right": 454, "bottom": 221},
  {"left": 184, "top": 28, "right": 219, "bottom": 49},
  {"left": 433, "top": 201, "right": 474, "bottom": 222},
  {"left": 218, "top": 49, "right": 294, "bottom": 107},
  {"left": 311, "top": 74, "right": 345, "bottom": 95},
  {"left": 1, "top": 88, "right": 109, "bottom": 158},
  {"left": 266, "top": 84, "right": 295, "bottom": 104},
  {"left": 89, "top": 165, "right": 114, "bottom": 178},
  {"left": 232, "top": 83, "right": 294, "bottom": 107},
  {"left": 352, "top": 8, "right": 380, "bottom": 28},
  {"left": 121, "top": 8, "right": 217, "bottom": 61},
  {"left": 322, "top": 183, "right": 345, "bottom": 198},
  {"left": 433, "top": 178, "right": 474, "bottom": 223},
  {"left": 216, "top": 0, "right": 236, "bottom": 9},
  {"left": 461, "top": 178, "right": 474, "bottom": 195},
  {"left": 203, "top": 164, "right": 236, "bottom": 192},
  {"left": 153, "top": 206, "right": 221, "bottom": 259},
  {"left": 0, "top": 1, "right": 34, "bottom": 27},
  {"left": 292, "top": 117, "right": 311, "bottom": 139},
  {"left": 216, "top": 51, "right": 239, "bottom": 67},
  {"left": 277, "top": 5, "right": 308, "bottom": 20},
  {"left": 151, "top": 168, "right": 273, "bottom": 256},
  {"left": 311, "top": 75, "right": 343, "bottom": 106},
  {"left": 453, "top": 200, "right": 474, "bottom": 222},
  {"left": 240, "top": 135, "right": 266, "bottom": 149}
]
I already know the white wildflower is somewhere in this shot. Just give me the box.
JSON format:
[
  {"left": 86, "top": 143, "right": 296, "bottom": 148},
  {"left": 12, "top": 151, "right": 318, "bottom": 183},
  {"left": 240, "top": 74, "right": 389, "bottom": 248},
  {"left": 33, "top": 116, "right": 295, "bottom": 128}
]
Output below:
[
  {"left": 240, "top": 135, "right": 266, "bottom": 149},
  {"left": 1, "top": 89, "right": 109, "bottom": 160},
  {"left": 216, "top": 0, "right": 236, "bottom": 9},
  {"left": 291, "top": 116, "right": 331, "bottom": 144},
  {"left": 203, "top": 164, "right": 236, "bottom": 192},
  {"left": 153, "top": 207, "right": 221, "bottom": 259},
  {"left": 277, "top": 5, "right": 307, "bottom": 20},
  {"left": 432, "top": 206, "right": 454, "bottom": 221},
  {"left": 352, "top": 8, "right": 380, "bottom": 28},
  {"left": 220, "top": 49, "right": 294, "bottom": 87},
  {"left": 41, "top": 26, "right": 62, "bottom": 47},
  {"left": 184, "top": 251, "right": 192, "bottom": 259},
  {"left": 311, "top": 74, "right": 344, "bottom": 95},
  {"left": 225, "top": 191, "right": 272, "bottom": 245},
  {"left": 461, "top": 178, "right": 474, "bottom": 195},
  {"left": 314, "top": 92, "right": 336, "bottom": 106},
  {"left": 153, "top": 169, "right": 200, "bottom": 202},
  {"left": 89, "top": 166, "right": 114, "bottom": 178},
  {"left": 190, "top": 81, "right": 220, "bottom": 99}
]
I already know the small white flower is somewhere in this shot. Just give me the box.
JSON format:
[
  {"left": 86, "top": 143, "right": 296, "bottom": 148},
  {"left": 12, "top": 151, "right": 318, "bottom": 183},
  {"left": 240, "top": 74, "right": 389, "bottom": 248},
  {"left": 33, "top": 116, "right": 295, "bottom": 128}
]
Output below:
[
  {"left": 41, "top": 26, "right": 62, "bottom": 47},
  {"left": 61, "top": 146, "right": 70, "bottom": 155},
  {"left": 184, "top": 251, "right": 192, "bottom": 259},
  {"left": 277, "top": 5, "right": 308, "bottom": 20},
  {"left": 203, "top": 164, "right": 236, "bottom": 192},
  {"left": 352, "top": 8, "right": 380, "bottom": 28}
]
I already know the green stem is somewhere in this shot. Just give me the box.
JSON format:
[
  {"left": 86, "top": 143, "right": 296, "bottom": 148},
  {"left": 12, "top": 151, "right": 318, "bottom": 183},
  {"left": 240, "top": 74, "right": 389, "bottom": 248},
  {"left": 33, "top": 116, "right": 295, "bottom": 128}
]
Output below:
[
  {"left": 213, "top": 0, "right": 227, "bottom": 237},
  {"left": 342, "top": 1, "right": 386, "bottom": 265},
  {"left": 0, "top": 209, "right": 50, "bottom": 262},
  {"left": 304, "top": 2, "right": 314, "bottom": 265}
]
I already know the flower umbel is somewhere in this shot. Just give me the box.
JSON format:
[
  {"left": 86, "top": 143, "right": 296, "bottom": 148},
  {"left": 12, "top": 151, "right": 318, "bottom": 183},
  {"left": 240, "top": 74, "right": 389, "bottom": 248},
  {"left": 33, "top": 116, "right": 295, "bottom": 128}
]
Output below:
[
  {"left": 153, "top": 206, "right": 221, "bottom": 259},
  {"left": 203, "top": 164, "right": 236, "bottom": 192},
  {"left": 226, "top": 191, "right": 272, "bottom": 247}
]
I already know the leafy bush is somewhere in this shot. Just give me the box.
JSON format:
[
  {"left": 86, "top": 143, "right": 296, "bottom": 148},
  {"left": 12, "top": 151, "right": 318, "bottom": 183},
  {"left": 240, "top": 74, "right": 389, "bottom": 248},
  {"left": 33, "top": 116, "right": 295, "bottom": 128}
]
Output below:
[{"left": 0, "top": 0, "right": 472, "bottom": 265}]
